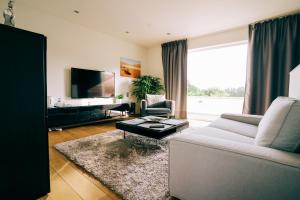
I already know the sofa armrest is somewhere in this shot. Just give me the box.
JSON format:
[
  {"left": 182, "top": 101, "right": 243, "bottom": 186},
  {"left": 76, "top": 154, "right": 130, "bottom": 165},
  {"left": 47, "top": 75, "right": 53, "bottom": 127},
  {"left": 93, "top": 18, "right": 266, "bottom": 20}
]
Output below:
[
  {"left": 165, "top": 100, "right": 175, "bottom": 117},
  {"left": 169, "top": 134, "right": 300, "bottom": 200},
  {"left": 170, "top": 134, "right": 300, "bottom": 168},
  {"left": 221, "top": 113, "right": 263, "bottom": 126}
]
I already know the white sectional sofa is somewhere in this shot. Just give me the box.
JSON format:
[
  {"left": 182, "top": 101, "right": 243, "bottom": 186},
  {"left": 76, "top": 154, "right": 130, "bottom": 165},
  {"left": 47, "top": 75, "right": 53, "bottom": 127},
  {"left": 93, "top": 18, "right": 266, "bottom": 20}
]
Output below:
[
  {"left": 169, "top": 66, "right": 300, "bottom": 200},
  {"left": 169, "top": 114, "right": 300, "bottom": 200}
]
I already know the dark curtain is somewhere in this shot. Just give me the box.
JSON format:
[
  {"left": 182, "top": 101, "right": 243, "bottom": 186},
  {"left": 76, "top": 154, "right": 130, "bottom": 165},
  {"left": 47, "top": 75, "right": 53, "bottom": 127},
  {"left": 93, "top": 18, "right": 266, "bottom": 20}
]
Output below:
[
  {"left": 243, "top": 14, "right": 300, "bottom": 115},
  {"left": 162, "top": 39, "right": 188, "bottom": 119}
]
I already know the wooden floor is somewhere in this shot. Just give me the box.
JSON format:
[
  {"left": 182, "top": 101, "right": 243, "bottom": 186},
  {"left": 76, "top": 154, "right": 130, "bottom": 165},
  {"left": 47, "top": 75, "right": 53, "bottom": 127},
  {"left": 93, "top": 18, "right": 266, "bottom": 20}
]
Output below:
[
  {"left": 39, "top": 122, "right": 122, "bottom": 200},
  {"left": 39, "top": 119, "right": 208, "bottom": 200}
]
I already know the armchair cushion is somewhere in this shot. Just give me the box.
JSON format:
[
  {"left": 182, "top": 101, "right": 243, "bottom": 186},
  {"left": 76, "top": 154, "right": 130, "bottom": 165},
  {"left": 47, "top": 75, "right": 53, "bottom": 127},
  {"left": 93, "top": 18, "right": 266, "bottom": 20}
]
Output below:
[
  {"left": 147, "top": 101, "right": 166, "bottom": 108},
  {"left": 255, "top": 97, "right": 300, "bottom": 153},
  {"left": 146, "top": 108, "right": 171, "bottom": 114},
  {"left": 146, "top": 94, "right": 165, "bottom": 106}
]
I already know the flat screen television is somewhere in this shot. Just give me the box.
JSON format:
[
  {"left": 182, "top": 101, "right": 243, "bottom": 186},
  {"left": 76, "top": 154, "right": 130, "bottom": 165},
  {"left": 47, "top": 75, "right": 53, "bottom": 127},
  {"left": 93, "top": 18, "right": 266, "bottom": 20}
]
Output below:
[{"left": 71, "top": 67, "right": 115, "bottom": 98}]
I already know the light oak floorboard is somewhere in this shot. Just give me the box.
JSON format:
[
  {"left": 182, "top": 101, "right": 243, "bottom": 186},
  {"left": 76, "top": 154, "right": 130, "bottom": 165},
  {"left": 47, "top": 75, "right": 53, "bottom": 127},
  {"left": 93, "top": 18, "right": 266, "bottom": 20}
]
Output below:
[{"left": 40, "top": 122, "right": 121, "bottom": 200}]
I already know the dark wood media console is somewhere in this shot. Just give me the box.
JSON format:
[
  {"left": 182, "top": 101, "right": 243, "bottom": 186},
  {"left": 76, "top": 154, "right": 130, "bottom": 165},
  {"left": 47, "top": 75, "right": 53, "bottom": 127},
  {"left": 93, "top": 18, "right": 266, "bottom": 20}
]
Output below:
[{"left": 48, "top": 103, "right": 135, "bottom": 129}]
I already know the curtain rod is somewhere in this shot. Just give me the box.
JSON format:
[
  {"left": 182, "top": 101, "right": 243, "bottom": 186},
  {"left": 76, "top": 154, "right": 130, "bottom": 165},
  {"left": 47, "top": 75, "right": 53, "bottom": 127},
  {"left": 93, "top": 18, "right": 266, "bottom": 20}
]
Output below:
[{"left": 250, "top": 10, "right": 300, "bottom": 26}]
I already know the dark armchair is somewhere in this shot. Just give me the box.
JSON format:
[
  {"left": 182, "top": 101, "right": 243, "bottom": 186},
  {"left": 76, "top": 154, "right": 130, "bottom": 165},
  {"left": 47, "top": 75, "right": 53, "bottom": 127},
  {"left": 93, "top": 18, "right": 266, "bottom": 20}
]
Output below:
[{"left": 141, "top": 94, "right": 175, "bottom": 118}]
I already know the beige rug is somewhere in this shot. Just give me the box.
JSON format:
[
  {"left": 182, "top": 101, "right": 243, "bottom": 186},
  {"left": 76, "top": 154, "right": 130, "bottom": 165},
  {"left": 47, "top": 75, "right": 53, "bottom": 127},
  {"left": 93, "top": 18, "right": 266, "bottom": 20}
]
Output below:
[{"left": 55, "top": 130, "right": 170, "bottom": 200}]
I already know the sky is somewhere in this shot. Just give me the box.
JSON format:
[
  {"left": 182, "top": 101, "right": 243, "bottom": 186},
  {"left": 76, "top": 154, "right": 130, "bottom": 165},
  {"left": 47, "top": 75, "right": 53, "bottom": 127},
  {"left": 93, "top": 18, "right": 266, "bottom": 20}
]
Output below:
[{"left": 188, "top": 43, "right": 247, "bottom": 89}]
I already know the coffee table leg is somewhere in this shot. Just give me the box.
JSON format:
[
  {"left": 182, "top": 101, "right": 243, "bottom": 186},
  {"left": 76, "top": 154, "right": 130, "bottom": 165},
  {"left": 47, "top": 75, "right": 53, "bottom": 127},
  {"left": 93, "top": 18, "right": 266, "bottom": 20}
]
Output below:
[{"left": 123, "top": 131, "right": 126, "bottom": 139}]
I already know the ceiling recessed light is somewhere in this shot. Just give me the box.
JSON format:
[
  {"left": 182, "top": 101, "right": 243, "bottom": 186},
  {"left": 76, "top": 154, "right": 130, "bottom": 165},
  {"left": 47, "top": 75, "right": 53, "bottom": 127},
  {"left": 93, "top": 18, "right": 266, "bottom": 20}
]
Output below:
[
  {"left": 166, "top": 32, "right": 171, "bottom": 35},
  {"left": 74, "top": 10, "right": 80, "bottom": 14}
]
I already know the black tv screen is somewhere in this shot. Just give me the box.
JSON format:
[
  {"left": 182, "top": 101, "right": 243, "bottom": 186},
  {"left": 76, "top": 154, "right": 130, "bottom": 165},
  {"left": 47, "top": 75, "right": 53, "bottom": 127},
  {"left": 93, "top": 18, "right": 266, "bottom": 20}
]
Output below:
[{"left": 71, "top": 68, "right": 115, "bottom": 98}]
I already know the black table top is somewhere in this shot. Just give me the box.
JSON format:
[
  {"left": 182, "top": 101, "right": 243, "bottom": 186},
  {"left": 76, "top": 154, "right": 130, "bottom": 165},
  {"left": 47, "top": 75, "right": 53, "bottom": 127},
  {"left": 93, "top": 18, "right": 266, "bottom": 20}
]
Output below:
[{"left": 116, "top": 117, "right": 189, "bottom": 139}]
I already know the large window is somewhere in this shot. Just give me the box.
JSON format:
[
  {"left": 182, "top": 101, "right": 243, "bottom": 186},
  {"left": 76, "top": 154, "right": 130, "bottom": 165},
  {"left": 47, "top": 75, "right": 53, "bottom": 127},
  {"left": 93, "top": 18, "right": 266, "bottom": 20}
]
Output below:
[{"left": 187, "top": 42, "right": 247, "bottom": 121}]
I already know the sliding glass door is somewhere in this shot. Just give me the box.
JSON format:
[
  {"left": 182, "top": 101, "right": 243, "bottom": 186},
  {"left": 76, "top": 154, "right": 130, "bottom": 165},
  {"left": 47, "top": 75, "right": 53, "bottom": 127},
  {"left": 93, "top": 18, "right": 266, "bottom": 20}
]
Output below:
[{"left": 187, "top": 42, "right": 247, "bottom": 121}]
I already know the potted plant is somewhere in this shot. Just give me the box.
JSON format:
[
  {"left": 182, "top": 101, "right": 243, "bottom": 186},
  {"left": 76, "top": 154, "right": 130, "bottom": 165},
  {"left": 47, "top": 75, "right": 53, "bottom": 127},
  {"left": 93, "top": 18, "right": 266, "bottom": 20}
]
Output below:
[
  {"left": 132, "top": 75, "right": 164, "bottom": 102},
  {"left": 116, "top": 94, "right": 124, "bottom": 103}
]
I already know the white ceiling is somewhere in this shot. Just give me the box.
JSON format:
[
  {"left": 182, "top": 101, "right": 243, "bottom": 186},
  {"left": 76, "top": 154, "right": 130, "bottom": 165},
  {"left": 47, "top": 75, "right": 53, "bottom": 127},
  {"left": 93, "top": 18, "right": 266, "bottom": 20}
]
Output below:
[{"left": 18, "top": 0, "right": 300, "bottom": 47}]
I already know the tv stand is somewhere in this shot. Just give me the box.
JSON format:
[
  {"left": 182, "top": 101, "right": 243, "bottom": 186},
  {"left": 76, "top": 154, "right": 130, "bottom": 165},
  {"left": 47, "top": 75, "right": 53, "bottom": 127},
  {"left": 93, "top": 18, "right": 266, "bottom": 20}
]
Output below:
[{"left": 48, "top": 103, "right": 134, "bottom": 130}]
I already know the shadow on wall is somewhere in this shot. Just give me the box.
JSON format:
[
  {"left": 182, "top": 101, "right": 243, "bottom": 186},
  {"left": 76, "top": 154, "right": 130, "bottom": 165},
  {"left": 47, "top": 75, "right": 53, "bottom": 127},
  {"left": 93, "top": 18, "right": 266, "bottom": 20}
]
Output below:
[{"left": 64, "top": 68, "right": 71, "bottom": 97}]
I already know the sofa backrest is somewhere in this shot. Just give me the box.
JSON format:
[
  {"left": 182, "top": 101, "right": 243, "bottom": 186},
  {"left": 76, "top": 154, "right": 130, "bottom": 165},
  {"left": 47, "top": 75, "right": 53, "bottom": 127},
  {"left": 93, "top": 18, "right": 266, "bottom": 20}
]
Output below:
[{"left": 255, "top": 97, "right": 300, "bottom": 153}]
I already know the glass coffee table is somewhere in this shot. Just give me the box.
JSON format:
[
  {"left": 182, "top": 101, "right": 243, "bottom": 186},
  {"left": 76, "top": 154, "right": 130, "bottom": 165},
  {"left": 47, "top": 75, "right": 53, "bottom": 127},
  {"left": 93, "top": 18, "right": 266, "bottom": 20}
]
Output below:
[{"left": 116, "top": 116, "right": 189, "bottom": 139}]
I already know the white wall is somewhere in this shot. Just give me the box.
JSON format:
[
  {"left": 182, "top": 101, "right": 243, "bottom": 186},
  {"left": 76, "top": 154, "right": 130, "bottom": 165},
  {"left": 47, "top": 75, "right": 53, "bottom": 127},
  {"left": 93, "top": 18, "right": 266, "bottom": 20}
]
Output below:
[
  {"left": 0, "top": 2, "right": 147, "bottom": 106},
  {"left": 189, "top": 26, "right": 248, "bottom": 50},
  {"left": 145, "top": 27, "right": 248, "bottom": 81},
  {"left": 145, "top": 46, "right": 164, "bottom": 80}
]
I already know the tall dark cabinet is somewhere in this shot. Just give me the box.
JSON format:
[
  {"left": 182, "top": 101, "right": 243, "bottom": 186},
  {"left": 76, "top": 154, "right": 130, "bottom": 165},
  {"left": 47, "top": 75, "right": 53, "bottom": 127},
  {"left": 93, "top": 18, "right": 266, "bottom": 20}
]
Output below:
[{"left": 0, "top": 24, "right": 50, "bottom": 199}]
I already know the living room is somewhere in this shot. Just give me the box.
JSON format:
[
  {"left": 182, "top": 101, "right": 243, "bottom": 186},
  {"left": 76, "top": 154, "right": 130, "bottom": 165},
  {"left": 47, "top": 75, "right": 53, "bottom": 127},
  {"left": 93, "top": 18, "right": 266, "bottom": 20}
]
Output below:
[{"left": 1, "top": 0, "right": 300, "bottom": 200}]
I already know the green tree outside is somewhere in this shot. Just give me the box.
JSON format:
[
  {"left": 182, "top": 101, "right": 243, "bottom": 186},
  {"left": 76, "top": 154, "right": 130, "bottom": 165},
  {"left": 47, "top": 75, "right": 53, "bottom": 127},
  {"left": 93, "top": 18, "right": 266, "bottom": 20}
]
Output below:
[{"left": 187, "top": 82, "right": 245, "bottom": 97}]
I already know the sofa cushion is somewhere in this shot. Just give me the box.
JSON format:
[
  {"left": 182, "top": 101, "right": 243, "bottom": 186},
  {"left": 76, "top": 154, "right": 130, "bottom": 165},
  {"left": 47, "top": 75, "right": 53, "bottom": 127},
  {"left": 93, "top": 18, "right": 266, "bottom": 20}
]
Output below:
[
  {"left": 209, "top": 118, "right": 258, "bottom": 138},
  {"left": 255, "top": 97, "right": 300, "bottom": 153},
  {"left": 146, "top": 108, "right": 171, "bottom": 114},
  {"left": 147, "top": 101, "right": 166, "bottom": 108},
  {"left": 182, "top": 126, "right": 254, "bottom": 144},
  {"left": 272, "top": 101, "right": 300, "bottom": 152},
  {"left": 221, "top": 113, "right": 263, "bottom": 126},
  {"left": 146, "top": 94, "right": 165, "bottom": 106}
]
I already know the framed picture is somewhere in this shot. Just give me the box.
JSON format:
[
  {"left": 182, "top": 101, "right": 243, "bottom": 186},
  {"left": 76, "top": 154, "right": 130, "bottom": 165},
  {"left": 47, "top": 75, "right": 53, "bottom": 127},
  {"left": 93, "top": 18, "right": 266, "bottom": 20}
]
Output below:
[{"left": 120, "top": 57, "right": 141, "bottom": 78}]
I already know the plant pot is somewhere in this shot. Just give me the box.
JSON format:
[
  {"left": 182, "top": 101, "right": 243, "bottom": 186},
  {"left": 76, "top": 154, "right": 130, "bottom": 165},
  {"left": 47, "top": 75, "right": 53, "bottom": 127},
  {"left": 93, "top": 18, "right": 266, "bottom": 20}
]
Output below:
[{"left": 116, "top": 99, "right": 122, "bottom": 104}]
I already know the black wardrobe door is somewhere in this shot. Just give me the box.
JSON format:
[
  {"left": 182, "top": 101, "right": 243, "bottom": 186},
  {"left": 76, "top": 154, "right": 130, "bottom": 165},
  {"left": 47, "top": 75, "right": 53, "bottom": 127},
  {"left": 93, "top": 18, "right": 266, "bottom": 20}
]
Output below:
[{"left": 0, "top": 25, "right": 50, "bottom": 199}]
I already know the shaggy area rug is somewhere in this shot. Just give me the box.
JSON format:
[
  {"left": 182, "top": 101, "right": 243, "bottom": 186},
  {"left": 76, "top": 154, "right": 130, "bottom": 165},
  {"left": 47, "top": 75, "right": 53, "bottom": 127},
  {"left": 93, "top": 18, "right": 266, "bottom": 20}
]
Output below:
[{"left": 55, "top": 130, "right": 170, "bottom": 200}]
